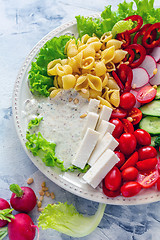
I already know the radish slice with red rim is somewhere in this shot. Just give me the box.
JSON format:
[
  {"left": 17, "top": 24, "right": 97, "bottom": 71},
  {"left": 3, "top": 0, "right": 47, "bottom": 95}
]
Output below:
[
  {"left": 150, "top": 46, "right": 160, "bottom": 62},
  {"left": 131, "top": 67, "right": 149, "bottom": 89},
  {"left": 139, "top": 55, "right": 157, "bottom": 78},
  {"left": 150, "top": 63, "right": 160, "bottom": 86},
  {"left": 130, "top": 90, "right": 141, "bottom": 108}
]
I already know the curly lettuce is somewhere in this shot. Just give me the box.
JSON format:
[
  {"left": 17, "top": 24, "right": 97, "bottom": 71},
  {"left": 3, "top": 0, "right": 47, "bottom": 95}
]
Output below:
[
  {"left": 38, "top": 202, "right": 106, "bottom": 238},
  {"left": 28, "top": 35, "right": 72, "bottom": 97}
]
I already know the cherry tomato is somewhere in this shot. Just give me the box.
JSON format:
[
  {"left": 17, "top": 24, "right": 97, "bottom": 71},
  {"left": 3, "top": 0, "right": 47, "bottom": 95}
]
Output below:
[
  {"left": 115, "top": 151, "right": 125, "bottom": 168},
  {"left": 138, "top": 170, "right": 159, "bottom": 188},
  {"left": 127, "top": 108, "right": 142, "bottom": 125},
  {"left": 119, "top": 133, "right": 137, "bottom": 156},
  {"left": 104, "top": 167, "right": 122, "bottom": 191},
  {"left": 109, "top": 118, "right": 124, "bottom": 138},
  {"left": 138, "top": 146, "right": 157, "bottom": 161},
  {"left": 136, "top": 86, "right": 157, "bottom": 104},
  {"left": 102, "top": 181, "right": 120, "bottom": 197},
  {"left": 121, "top": 119, "right": 134, "bottom": 133},
  {"left": 122, "top": 167, "right": 138, "bottom": 181},
  {"left": 121, "top": 182, "right": 141, "bottom": 197},
  {"left": 111, "top": 108, "right": 128, "bottom": 119},
  {"left": 157, "top": 177, "right": 160, "bottom": 191},
  {"left": 120, "top": 151, "right": 139, "bottom": 171},
  {"left": 136, "top": 158, "right": 158, "bottom": 171},
  {"left": 134, "top": 129, "right": 151, "bottom": 146},
  {"left": 120, "top": 92, "right": 136, "bottom": 110}
]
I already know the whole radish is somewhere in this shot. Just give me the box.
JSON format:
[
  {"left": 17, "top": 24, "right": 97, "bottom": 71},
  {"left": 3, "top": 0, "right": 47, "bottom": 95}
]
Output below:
[
  {"left": 0, "top": 198, "right": 11, "bottom": 227},
  {"left": 8, "top": 213, "right": 37, "bottom": 240},
  {"left": 10, "top": 184, "right": 37, "bottom": 213}
]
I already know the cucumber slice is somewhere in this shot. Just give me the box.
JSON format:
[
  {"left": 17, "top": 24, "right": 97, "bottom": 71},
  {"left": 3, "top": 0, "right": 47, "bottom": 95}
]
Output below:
[
  {"left": 155, "top": 85, "right": 160, "bottom": 100},
  {"left": 139, "top": 116, "right": 160, "bottom": 135},
  {"left": 140, "top": 100, "right": 160, "bottom": 116}
]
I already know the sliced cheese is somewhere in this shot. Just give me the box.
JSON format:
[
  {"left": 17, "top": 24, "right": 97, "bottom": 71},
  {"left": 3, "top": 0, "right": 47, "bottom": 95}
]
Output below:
[
  {"left": 96, "top": 120, "right": 115, "bottom": 139},
  {"left": 83, "top": 149, "right": 120, "bottom": 188},
  {"left": 88, "top": 99, "right": 100, "bottom": 113},
  {"left": 72, "top": 128, "right": 100, "bottom": 169},
  {"left": 82, "top": 112, "right": 99, "bottom": 136},
  {"left": 88, "top": 132, "right": 119, "bottom": 166},
  {"left": 96, "top": 105, "right": 112, "bottom": 128}
]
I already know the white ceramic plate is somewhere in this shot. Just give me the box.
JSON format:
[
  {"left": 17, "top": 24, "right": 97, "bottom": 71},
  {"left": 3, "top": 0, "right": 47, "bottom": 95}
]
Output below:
[{"left": 12, "top": 16, "right": 160, "bottom": 205}]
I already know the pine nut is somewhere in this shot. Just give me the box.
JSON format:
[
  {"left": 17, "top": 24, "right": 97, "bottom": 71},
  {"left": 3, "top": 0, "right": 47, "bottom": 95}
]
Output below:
[{"left": 27, "top": 178, "right": 34, "bottom": 185}]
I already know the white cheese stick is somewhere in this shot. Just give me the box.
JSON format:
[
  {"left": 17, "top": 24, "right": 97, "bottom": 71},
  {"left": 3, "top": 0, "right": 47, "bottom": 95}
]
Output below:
[
  {"left": 83, "top": 149, "right": 120, "bottom": 188},
  {"left": 82, "top": 112, "right": 99, "bottom": 136},
  {"left": 72, "top": 128, "right": 100, "bottom": 169},
  {"left": 88, "top": 132, "right": 119, "bottom": 166},
  {"left": 88, "top": 99, "right": 100, "bottom": 113},
  {"left": 96, "top": 120, "right": 115, "bottom": 139},
  {"left": 96, "top": 105, "right": 112, "bottom": 128}
]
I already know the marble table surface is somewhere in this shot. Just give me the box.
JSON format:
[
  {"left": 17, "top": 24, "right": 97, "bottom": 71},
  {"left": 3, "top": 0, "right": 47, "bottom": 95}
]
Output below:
[{"left": 1, "top": 0, "right": 160, "bottom": 239}]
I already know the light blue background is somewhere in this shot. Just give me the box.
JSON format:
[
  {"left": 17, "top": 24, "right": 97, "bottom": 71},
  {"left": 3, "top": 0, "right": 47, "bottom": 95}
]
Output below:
[{"left": 1, "top": 0, "right": 160, "bottom": 239}]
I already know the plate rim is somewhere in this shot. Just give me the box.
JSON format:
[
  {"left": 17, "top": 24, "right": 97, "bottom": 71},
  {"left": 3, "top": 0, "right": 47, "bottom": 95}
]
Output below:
[{"left": 12, "top": 16, "right": 160, "bottom": 205}]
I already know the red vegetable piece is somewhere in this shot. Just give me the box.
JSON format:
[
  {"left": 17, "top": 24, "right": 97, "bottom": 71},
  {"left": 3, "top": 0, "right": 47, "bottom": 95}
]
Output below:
[
  {"left": 142, "top": 23, "right": 160, "bottom": 48},
  {"left": 121, "top": 181, "right": 141, "bottom": 197},
  {"left": 112, "top": 71, "right": 124, "bottom": 91},
  {"left": 119, "top": 133, "right": 137, "bottom": 156},
  {"left": 133, "top": 129, "right": 151, "bottom": 146},
  {"left": 123, "top": 48, "right": 135, "bottom": 65},
  {"left": 127, "top": 108, "right": 142, "bottom": 125},
  {"left": 123, "top": 67, "right": 133, "bottom": 93},
  {"left": 120, "top": 92, "right": 136, "bottom": 110},
  {"left": 118, "top": 64, "right": 133, "bottom": 92},
  {"left": 120, "top": 151, "right": 138, "bottom": 171},
  {"left": 0, "top": 198, "right": 10, "bottom": 227},
  {"left": 136, "top": 158, "right": 158, "bottom": 171},
  {"left": 124, "top": 15, "right": 143, "bottom": 34},
  {"left": 125, "top": 44, "right": 146, "bottom": 68},
  {"left": 102, "top": 181, "right": 120, "bottom": 197},
  {"left": 138, "top": 146, "right": 157, "bottom": 161},
  {"left": 121, "top": 119, "right": 134, "bottom": 134},
  {"left": 109, "top": 118, "right": 124, "bottom": 138},
  {"left": 138, "top": 170, "right": 159, "bottom": 188},
  {"left": 157, "top": 177, "right": 160, "bottom": 191},
  {"left": 111, "top": 108, "right": 128, "bottom": 119},
  {"left": 136, "top": 86, "right": 157, "bottom": 104},
  {"left": 104, "top": 166, "right": 122, "bottom": 191},
  {"left": 115, "top": 151, "right": 126, "bottom": 168},
  {"left": 133, "top": 23, "right": 152, "bottom": 44},
  {"left": 116, "top": 30, "right": 131, "bottom": 48},
  {"left": 122, "top": 166, "right": 138, "bottom": 181}
]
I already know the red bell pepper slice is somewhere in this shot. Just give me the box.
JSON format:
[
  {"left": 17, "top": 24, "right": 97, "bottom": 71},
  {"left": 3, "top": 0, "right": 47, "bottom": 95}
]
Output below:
[
  {"left": 123, "top": 48, "right": 135, "bottom": 65},
  {"left": 124, "top": 15, "right": 143, "bottom": 34},
  {"left": 116, "top": 30, "right": 131, "bottom": 48},
  {"left": 112, "top": 71, "right": 124, "bottom": 91},
  {"left": 118, "top": 64, "right": 133, "bottom": 92},
  {"left": 124, "top": 44, "right": 146, "bottom": 68},
  {"left": 124, "top": 66, "right": 133, "bottom": 92},
  {"left": 142, "top": 22, "right": 160, "bottom": 48},
  {"left": 133, "top": 24, "right": 152, "bottom": 44}
]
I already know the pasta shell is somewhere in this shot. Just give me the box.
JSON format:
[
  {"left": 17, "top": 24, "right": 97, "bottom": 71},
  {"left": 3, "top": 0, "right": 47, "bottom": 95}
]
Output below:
[
  {"left": 75, "top": 75, "right": 88, "bottom": 91},
  {"left": 105, "top": 62, "right": 116, "bottom": 72},
  {"left": 109, "top": 90, "right": 120, "bottom": 107},
  {"left": 97, "top": 96, "right": 113, "bottom": 109},
  {"left": 48, "top": 87, "right": 57, "bottom": 92},
  {"left": 83, "top": 45, "right": 95, "bottom": 58},
  {"left": 101, "top": 46, "right": 115, "bottom": 64},
  {"left": 95, "top": 60, "right": 106, "bottom": 76},
  {"left": 87, "top": 36, "right": 99, "bottom": 44},
  {"left": 100, "top": 32, "right": 112, "bottom": 43},
  {"left": 57, "top": 64, "right": 72, "bottom": 77},
  {"left": 87, "top": 74, "right": 102, "bottom": 92},
  {"left": 89, "top": 41, "right": 102, "bottom": 52},
  {"left": 78, "top": 44, "right": 87, "bottom": 53},
  {"left": 89, "top": 89, "right": 102, "bottom": 98},
  {"left": 53, "top": 76, "right": 59, "bottom": 88},
  {"left": 47, "top": 62, "right": 61, "bottom": 76},
  {"left": 107, "top": 39, "right": 123, "bottom": 50},
  {"left": 79, "top": 88, "right": 90, "bottom": 99},
  {"left": 50, "top": 89, "right": 61, "bottom": 98},
  {"left": 102, "top": 73, "right": 109, "bottom": 88},
  {"left": 67, "top": 39, "right": 78, "bottom": 57},
  {"left": 61, "top": 59, "right": 68, "bottom": 66},
  {"left": 81, "top": 34, "right": 90, "bottom": 44},
  {"left": 107, "top": 78, "right": 120, "bottom": 90},
  {"left": 57, "top": 76, "right": 63, "bottom": 88},
  {"left": 68, "top": 58, "right": 80, "bottom": 73},
  {"left": 82, "top": 57, "right": 95, "bottom": 70},
  {"left": 112, "top": 50, "right": 128, "bottom": 64},
  {"left": 62, "top": 74, "right": 76, "bottom": 90}
]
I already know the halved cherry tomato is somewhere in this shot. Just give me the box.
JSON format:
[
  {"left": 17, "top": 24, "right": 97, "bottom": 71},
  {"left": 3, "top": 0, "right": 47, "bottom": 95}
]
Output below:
[
  {"left": 124, "top": 15, "right": 143, "bottom": 34},
  {"left": 142, "top": 23, "right": 160, "bottom": 48},
  {"left": 138, "top": 170, "right": 159, "bottom": 188},
  {"left": 138, "top": 146, "right": 157, "bottom": 161},
  {"left": 102, "top": 181, "right": 120, "bottom": 197},
  {"left": 122, "top": 167, "right": 138, "bottom": 181},
  {"left": 115, "top": 151, "right": 126, "bottom": 168},
  {"left": 134, "top": 129, "right": 151, "bottom": 146},
  {"left": 120, "top": 92, "right": 136, "bottom": 110},
  {"left": 136, "top": 158, "right": 158, "bottom": 171},
  {"left": 111, "top": 108, "right": 128, "bottom": 119},
  {"left": 127, "top": 108, "right": 142, "bottom": 125},
  {"left": 119, "top": 133, "right": 137, "bottom": 156},
  {"left": 120, "top": 151, "right": 138, "bottom": 171},
  {"left": 136, "top": 86, "right": 157, "bottom": 104},
  {"left": 104, "top": 167, "right": 122, "bottom": 191},
  {"left": 121, "top": 181, "right": 141, "bottom": 197},
  {"left": 121, "top": 119, "right": 134, "bottom": 134},
  {"left": 156, "top": 177, "right": 160, "bottom": 191},
  {"left": 109, "top": 118, "right": 124, "bottom": 138}
]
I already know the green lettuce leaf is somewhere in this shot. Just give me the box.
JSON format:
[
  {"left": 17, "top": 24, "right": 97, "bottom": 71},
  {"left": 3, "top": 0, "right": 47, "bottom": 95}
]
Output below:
[
  {"left": 38, "top": 202, "right": 106, "bottom": 238},
  {"left": 28, "top": 117, "right": 43, "bottom": 129},
  {"left": 111, "top": 20, "right": 133, "bottom": 38},
  {"left": 28, "top": 35, "right": 72, "bottom": 97}
]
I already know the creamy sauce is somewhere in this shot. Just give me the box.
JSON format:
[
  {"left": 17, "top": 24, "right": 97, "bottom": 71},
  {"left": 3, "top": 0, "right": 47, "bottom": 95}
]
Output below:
[{"left": 24, "top": 90, "right": 89, "bottom": 168}]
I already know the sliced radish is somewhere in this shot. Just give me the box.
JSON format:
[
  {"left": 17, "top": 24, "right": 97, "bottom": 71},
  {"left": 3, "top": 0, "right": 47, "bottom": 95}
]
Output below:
[
  {"left": 150, "top": 63, "right": 160, "bottom": 86},
  {"left": 139, "top": 55, "right": 157, "bottom": 78},
  {"left": 130, "top": 90, "right": 141, "bottom": 108},
  {"left": 150, "top": 46, "right": 160, "bottom": 62},
  {"left": 132, "top": 67, "right": 149, "bottom": 89}
]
